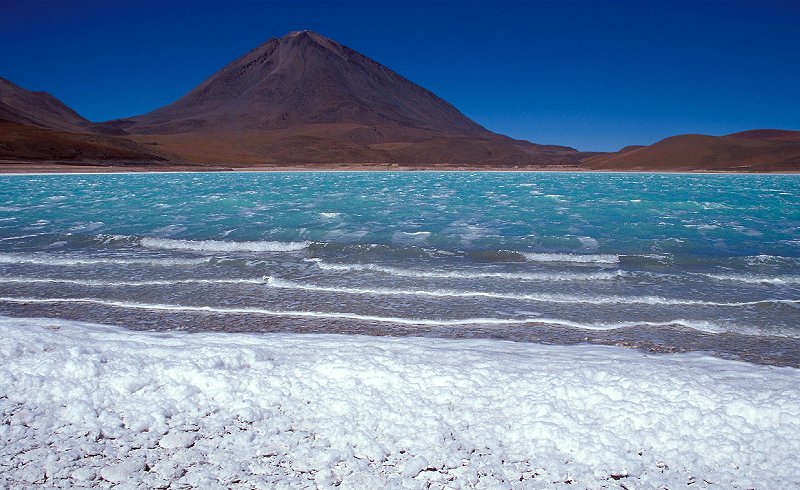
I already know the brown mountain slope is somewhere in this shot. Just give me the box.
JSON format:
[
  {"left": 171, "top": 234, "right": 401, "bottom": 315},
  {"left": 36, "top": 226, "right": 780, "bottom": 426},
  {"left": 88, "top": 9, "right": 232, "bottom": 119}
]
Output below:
[
  {"left": 0, "top": 77, "right": 94, "bottom": 133},
  {"left": 583, "top": 131, "right": 800, "bottom": 171},
  {"left": 0, "top": 77, "right": 127, "bottom": 136},
  {"left": 111, "top": 31, "right": 579, "bottom": 166},
  {"left": 727, "top": 129, "right": 800, "bottom": 142},
  {"left": 0, "top": 79, "right": 171, "bottom": 166},
  {"left": 0, "top": 119, "right": 168, "bottom": 165}
]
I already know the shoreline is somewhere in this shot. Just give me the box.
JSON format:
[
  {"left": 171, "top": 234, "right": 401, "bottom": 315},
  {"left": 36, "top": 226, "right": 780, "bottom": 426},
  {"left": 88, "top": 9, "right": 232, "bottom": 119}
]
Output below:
[
  {"left": 3, "top": 304, "right": 798, "bottom": 367},
  {"left": 0, "top": 162, "right": 798, "bottom": 175}
]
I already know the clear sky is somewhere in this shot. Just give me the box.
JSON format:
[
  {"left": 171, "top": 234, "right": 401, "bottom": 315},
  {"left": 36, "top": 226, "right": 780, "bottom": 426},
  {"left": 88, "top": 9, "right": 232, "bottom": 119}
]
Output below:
[{"left": 1, "top": 0, "right": 798, "bottom": 151}]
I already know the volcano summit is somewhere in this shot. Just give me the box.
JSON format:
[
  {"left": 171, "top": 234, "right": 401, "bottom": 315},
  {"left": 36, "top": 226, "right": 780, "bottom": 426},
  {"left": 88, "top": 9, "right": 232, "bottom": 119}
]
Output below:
[{"left": 108, "top": 30, "right": 580, "bottom": 166}]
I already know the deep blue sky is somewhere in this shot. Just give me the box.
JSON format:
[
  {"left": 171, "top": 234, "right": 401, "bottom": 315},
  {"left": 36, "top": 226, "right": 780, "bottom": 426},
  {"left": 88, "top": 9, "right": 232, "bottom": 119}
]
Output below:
[{"left": 1, "top": 1, "right": 798, "bottom": 151}]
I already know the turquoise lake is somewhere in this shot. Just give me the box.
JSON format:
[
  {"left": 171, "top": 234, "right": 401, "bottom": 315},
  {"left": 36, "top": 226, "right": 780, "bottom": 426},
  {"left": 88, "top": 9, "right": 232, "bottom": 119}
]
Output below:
[{"left": 1, "top": 171, "right": 799, "bottom": 365}]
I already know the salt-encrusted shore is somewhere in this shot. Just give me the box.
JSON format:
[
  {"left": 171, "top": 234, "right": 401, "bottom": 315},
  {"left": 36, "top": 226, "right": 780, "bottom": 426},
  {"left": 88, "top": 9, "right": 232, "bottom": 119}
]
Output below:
[{"left": 1, "top": 315, "right": 798, "bottom": 488}]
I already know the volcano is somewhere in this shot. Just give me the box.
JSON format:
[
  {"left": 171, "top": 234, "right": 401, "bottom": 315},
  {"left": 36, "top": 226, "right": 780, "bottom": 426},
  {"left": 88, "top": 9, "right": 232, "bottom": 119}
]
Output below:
[
  {"left": 2, "top": 31, "right": 797, "bottom": 171},
  {"left": 110, "top": 30, "right": 579, "bottom": 166}
]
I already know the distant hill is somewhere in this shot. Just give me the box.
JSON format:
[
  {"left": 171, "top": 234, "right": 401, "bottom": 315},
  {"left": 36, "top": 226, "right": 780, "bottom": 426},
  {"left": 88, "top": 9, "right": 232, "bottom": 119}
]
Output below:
[
  {"left": 0, "top": 120, "right": 167, "bottom": 165},
  {"left": 0, "top": 78, "right": 165, "bottom": 165},
  {"left": 109, "top": 31, "right": 579, "bottom": 166},
  {"left": 0, "top": 77, "right": 94, "bottom": 133},
  {"left": 726, "top": 129, "right": 800, "bottom": 143},
  {"left": 583, "top": 130, "right": 800, "bottom": 172},
  {"left": 0, "top": 77, "right": 123, "bottom": 135}
]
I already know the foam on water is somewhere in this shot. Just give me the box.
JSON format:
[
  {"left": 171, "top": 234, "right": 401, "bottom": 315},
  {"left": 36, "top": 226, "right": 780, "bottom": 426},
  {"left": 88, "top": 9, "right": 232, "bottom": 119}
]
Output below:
[
  {"left": 0, "top": 252, "right": 210, "bottom": 267},
  {"left": 522, "top": 252, "right": 621, "bottom": 264},
  {"left": 307, "top": 258, "right": 623, "bottom": 281},
  {"left": 139, "top": 237, "right": 310, "bottom": 253},
  {"left": 0, "top": 277, "right": 267, "bottom": 287},
  {"left": 699, "top": 273, "right": 800, "bottom": 285},
  {"left": 265, "top": 276, "right": 799, "bottom": 307},
  {"left": 0, "top": 233, "right": 44, "bottom": 242},
  {"left": 744, "top": 254, "right": 800, "bottom": 265},
  {"left": 0, "top": 295, "right": 737, "bottom": 334}
]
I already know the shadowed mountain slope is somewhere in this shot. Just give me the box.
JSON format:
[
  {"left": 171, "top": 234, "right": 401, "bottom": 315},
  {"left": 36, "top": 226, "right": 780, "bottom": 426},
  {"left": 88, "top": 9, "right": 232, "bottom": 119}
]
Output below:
[
  {"left": 0, "top": 77, "right": 126, "bottom": 136},
  {"left": 0, "top": 77, "right": 94, "bottom": 133},
  {"left": 0, "top": 120, "right": 168, "bottom": 165},
  {"left": 0, "top": 79, "right": 166, "bottom": 165}
]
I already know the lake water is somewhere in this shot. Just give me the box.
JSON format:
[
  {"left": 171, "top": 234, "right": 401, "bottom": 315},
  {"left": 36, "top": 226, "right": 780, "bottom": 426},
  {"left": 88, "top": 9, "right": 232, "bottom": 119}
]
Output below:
[{"left": 1, "top": 171, "right": 798, "bottom": 365}]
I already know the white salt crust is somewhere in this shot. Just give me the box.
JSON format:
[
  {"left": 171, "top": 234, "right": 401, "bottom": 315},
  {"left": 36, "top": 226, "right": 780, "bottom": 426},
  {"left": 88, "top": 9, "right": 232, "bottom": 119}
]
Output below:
[{"left": 1, "top": 316, "right": 798, "bottom": 489}]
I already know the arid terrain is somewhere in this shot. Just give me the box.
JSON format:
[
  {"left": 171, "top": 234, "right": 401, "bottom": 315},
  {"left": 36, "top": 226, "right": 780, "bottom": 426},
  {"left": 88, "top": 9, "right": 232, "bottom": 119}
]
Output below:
[{"left": 1, "top": 31, "right": 797, "bottom": 172}]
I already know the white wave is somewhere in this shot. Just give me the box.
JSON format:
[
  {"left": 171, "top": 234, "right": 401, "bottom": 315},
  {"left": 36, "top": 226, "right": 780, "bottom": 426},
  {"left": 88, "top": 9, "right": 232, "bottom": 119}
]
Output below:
[
  {"left": 266, "top": 277, "right": 799, "bottom": 307},
  {"left": 0, "top": 233, "right": 44, "bottom": 242},
  {"left": 307, "top": 258, "right": 622, "bottom": 281},
  {"left": 139, "top": 237, "right": 310, "bottom": 253},
  {"left": 577, "top": 236, "right": 600, "bottom": 249},
  {"left": 393, "top": 231, "right": 431, "bottom": 242},
  {"left": 745, "top": 254, "right": 800, "bottom": 265},
  {"left": 0, "top": 277, "right": 267, "bottom": 287},
  {"left": 699, "top": 273, "right": 800, "bottom": 286},
  {"left": 92, "top": 234, "right": 133, "bottom": 245},
  {"left": 0, "top": 253, "right": 209, "bottom": 267},
  {"left": 68, "top": 221, "right": 104, "bottom": 233},
  {"left": 0, "top": 296, "right": 737, "bottom": 334},
  {"left": 319, "top": 212, "right": 341, "bottom": 219},
  {"left": 684, "top": 224, "right": 720, "bottom": 230},
  {"left": 521, "top": 252, "right": 620, "bottom": 264},
  {"left": 151, "top": 224, "right": 187, "bottom": 235}
]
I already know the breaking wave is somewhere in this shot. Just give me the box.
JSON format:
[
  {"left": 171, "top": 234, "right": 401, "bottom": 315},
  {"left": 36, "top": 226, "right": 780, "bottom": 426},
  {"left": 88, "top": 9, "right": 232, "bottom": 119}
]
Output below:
[
  {"left": 266, "top": 277, "right": 800, "bottom": 307},
  {"left": 521, "top": 252, "right": 621, "bottom": 264},
  {"left": 139, "top": 237, "right": 311, "bottom": 253},
  {"left": 0, "top": 296, "right": 742, "bottom": 334},
  {"left": 0, "top": 252, "right": 210, "bottom": 267},
  {"left": 306, "top": 258, "right": 623, "bottom": 281},
  {"left": 0, "top": 276, "right": 267, "bottom": 287},
  {"left": 699, "top": 273, "right": 800, "bottom": 285}
]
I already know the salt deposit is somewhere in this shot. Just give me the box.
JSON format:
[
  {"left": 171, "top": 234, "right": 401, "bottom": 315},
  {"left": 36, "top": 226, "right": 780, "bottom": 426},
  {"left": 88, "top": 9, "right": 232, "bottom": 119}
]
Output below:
[{"left": 1, "top": 316, "right": 798, "bottom": 488}]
